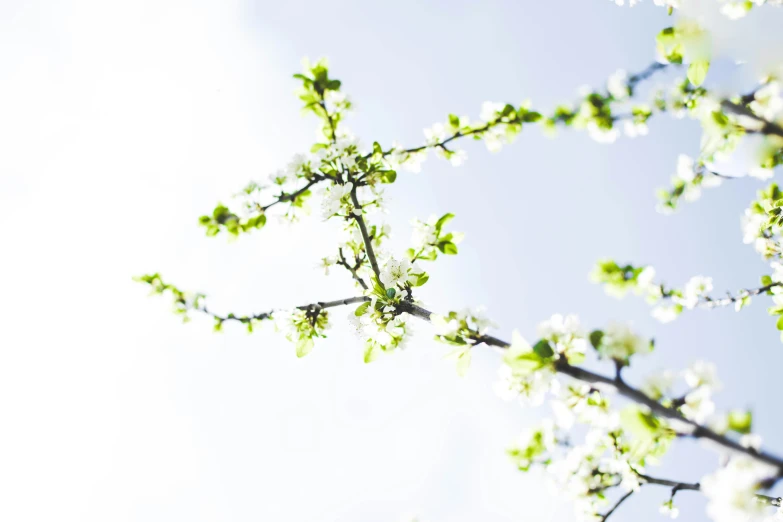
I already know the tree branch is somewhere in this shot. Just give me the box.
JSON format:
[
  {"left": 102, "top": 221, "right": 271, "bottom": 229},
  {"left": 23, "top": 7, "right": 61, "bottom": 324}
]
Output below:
[
  {"left": 395, "top": 301, "right": 783, "bottom": 471},
  {"left": 261, "top": 176, "right": 327, "bottom": 213},
  {"left": 638, "top": 473, "right": 781, "bottom": 506},
  {"left": 376, "top": 61, "right": 671, "bottom": 161},
  {"left": 721, "top": 100, "right": 783, "bottom": 139},
  {"left": 698, "top": 282, "right": 781, "bottom": 309},
  {"left": 349, "top": 186, "right": 382, "bottom": 279},
  {"left": 199, "top": 295, "right": 369, "bottom": 324},
  {"left": 660, "top": 282, "right": 781, "bottom": 309},
  {"left": 337, "top": 248, "right": 369, "bottom": 290},
  {"left": 599, "top": 490, "right": 634, "bottom": 522}
]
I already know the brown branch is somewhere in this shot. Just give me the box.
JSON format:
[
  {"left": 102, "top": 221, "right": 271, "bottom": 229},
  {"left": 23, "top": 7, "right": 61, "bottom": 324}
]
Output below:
[
  {"left": 638, "top": 473, "right": 780, "bottom": 506},
  {"left": 261, "top": 176, "right": 326, "bottom": 213},
  {"left": 395, "top": 301, "right": 783, "bottom": 471},
  {"left": 199, "top": 295, "right": 369, "bottom": 324},
  {"left": 337, "top": 248, "right": 369, "bottom": 290},
  {"left": 660, "top": 282, "right": 781, "bottom": 309},
  {"left": 721, "top": 100, "right": 783, "bottom": 139},
  {"left": 599, "top": 490, "right": 634, "bottom": 522},
  {"left": 349, "top": 186, "right": 382, "bottom": 279}
]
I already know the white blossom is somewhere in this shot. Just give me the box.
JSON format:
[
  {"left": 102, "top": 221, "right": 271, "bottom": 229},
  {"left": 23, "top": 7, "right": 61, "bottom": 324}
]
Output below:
[
  {"left": 423, "top": 122, "right": 447, "bottom": 146},
  {"left": 317, "top": 256, "right": 335, "bottom": 275},
  {"left": 464, "top": 306, "right": 497, "bottom": 335},
  {"left": 676, "top": 154, "right": 697, "bottom": 182},
  {"left": 749, "top": 166, "right": 775, "bottom": 180},
  {"left": 740, "top": 434, "right": 763, "bottom": 451},
  {"left": 597, "top": 322, "right": 651, "bottom": 361},
  {"left": 701, "top": 457, "right": 778, "bottom": 522},
  {"left": 608, "top": 69, "right": 630, "bottom": 100},
  {"left": 538, "top": 314, "right": 587, "bottom": 360},
  {"left": 652, "top": 304, "right": 680, "bottom": 323},
  {"left": 742, "top": 209, "right": 766, "bottom": 244},
  {"left": 675, "top": 275, "right": 713, "bottom": 309},
  {"left": 484, "top": 125, "right": 508, "bottom": 152},
  {"left": 286, "top": 153, "right": 309, "bottom": 176},
  {"left": 380, "top": 257, "right": 412, "bottom": 288},
  {"left": 720, "top": 1, "right": 752, "bottom": 19},
  {"left": 449, "top": 149, "right": 468, "bottom": 166},
  {"left": 480, "top": 101, "right": 504, "bottom": 122},
  {"left": 494, "top": 364, "right": 555, "bottom": 406},
  {"left": 411, "top": 215, "right": 438, "bottom": 249},
  {"left": 681, "top": 386, "right": 716, "bottom": 423},
  {"left": 538, "top": 314, "right": 584, "bottom": 340},
  {"left": 321, "top": 182, "right": 353, "bottom": 219},
  {"left": 623, "top": 119, "right": 649, "bottom": 138},
  {"left": 659, "top": 501, "right": 680, "bottom": 519},
  {"left": 637, "top": 266, "right": 657, "bottom": 292},
  {"left": 750, "top": 81, "right": 783, "bottom": 122},
  {"left": 641, "top": 369, "right": 675, "bottom": 400},
  {"left": 587, "top": 121, "right": 619, "bottom": 144},
  {"left": 431, "top": 314, "right": 461, "bottom": 337},
  {"left": 600, "top": 456, "right": 640, "bottom": 492},
  {"left": 684, "top": 360, "right": 721, "bottom": 390}
]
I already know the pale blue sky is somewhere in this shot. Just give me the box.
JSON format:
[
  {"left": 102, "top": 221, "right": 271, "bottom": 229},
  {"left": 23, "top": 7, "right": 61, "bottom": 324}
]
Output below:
[{"left": 1, "top": 1, "right": 782, "bottom": 521}]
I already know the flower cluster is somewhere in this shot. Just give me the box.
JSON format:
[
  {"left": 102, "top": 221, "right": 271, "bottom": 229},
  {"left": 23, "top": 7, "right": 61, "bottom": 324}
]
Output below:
[
  {"left": 589, "top": 322, "right": 653, "bottom": 365},
  {"left": 590, "top": 259, "right": 757, "bottom": 322},
  {"left": 134, "top": 273, "right": 207, "bottom": 322},
  {"left": 612, "top": 0, "right": 783, "bottom": 20},
  {"left": 493, "top": 314, "right": 595, "bottom": 406},
  {"left": 275, "top": 307, "right": 331, "bottom": 358},
  {"left": 656, "top": 154, "right": 723, "bottom": 213},
  {"left": 408, "top": 213, "right": 464, "bottom": 262},
  {"left": 507, "top": 399, "right": 673, "bottom": 521},
  {"left": 590, "top": 259, "right": 658, "bottom": 299},
  {"left": 702, "top": 457, "right": 779, "bottom": 522},
  {"left": 349, "top": 303, "right": 412, "bottom": 362}
]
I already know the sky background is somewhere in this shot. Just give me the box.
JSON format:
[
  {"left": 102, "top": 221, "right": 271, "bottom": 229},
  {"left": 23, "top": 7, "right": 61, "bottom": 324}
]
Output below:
[{"left": 1, "top": 1, "right": 783, "bottom": 521}]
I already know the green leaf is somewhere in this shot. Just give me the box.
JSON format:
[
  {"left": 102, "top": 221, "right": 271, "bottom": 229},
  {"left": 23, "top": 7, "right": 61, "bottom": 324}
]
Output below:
[
  {"left": 522, "top": 111, "right": 542, "bottom": 123},
  {"left": 364, "top": 344, "right": 380, "bottom": 363},
  {"left": 712, "top": 111, "right": 729, "bottom": 127},
  {"left": 727, "top": 410, "right": 753, "bottom": 434},
  {"left": 296, "top": 337, "right": 314, "bottom": 358},
  {"left": 386, "top": 287, "right": 396, "bottom": 299},
  {"left": 437, "top": 241, "right": 458, "bottom": 255},
  {"left": 435, "top": 213, "right": 455, "bottom": 232},
  {"left": 503, "top": 350, "right": 547, "bottom": 374},
  {"left": 761, "top": 275, "right": 773, "bottom": 286},
  {"left": 687, "top": 61, "right": 709, "bottom": 87},
  {"left": 414, "top": 273, "right": 429, "bottom": 287},
  {"left": 379, "top": 170, "right": 397, "bottom": 184},
  {"left": 456, "top": 348, "right": 471, "bottom": 376},
  {"left": 532, "top": 339, "right": 554, "bottom": 358},
  {"left": 776, "top": 315, "right": 783, "bottom": 330},
  {"left": 372, "top": 141, "right": 383, "bottom": 156},
  {"left": 355, "top": 302, "right": 370, "bottom": 316},
  {"left": 620, "top": 405, "right": 662, "bottom": 443},
  {"left": 589, "top": 330, "right": 604, "bottom": 349}
]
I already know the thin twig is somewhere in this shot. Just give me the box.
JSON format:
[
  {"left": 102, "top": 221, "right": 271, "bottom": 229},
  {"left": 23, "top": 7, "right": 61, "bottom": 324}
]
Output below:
[
  {"left": 200, "top": 295, "right": 369, "bottom": 324},
  {"left": 600, "top": 490, "right": 635, "bottom": 522},
  {"left": 337, "top": 248, "right": 369, "bottom": 290}
]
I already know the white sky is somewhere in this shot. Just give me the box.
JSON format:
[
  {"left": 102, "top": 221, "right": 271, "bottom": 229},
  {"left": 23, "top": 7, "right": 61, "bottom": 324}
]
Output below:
[{"left": 1, "top": 1, "right": 782, "bottom": 521}]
